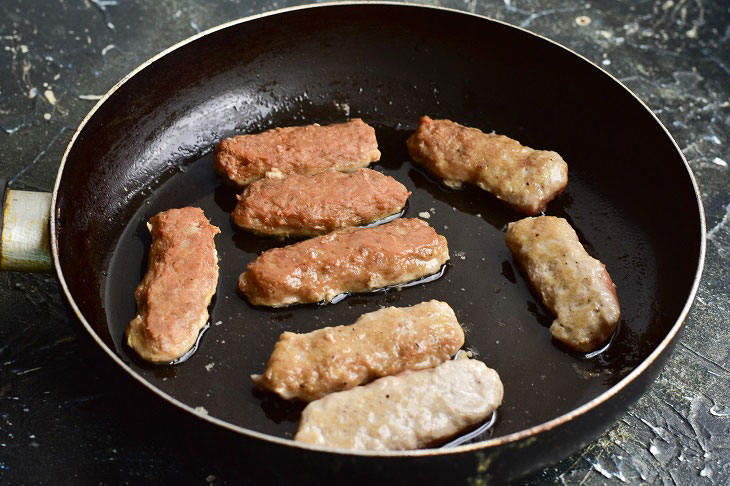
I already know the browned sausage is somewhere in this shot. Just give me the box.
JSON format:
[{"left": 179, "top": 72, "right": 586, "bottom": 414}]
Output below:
[
  {"left": 126, "top": 207, "right": 220, "bottom": 363},
  {"left": 294, "top": 358, "right": 504, "bottom": 450},
  {"left": 214, "top": 119, "right": 380, "bottom": 188},
  {"left": 252, "top": 300, "right": 464, "bottom": 401},
  {"left": 239, "top": 218, "right": 449, "bottom": 307},
  {"left": 505, "top": 216, "right": 620, "bottom": 352},
  {"left": 407, "top": 116, "right": 568, "bottom": 215},
  {"left": 232, "top": 168, "right": 410, "bottom": 237}
]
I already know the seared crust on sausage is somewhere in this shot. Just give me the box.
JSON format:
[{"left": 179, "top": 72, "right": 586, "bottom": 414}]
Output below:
[
  {"left": 294, "top": 358, "right": 504, "bottom": 450},
  {"left": 239, "top": 218, "right": 449, "bottom": 307},
  {"left": 214, "top": 119, "right": 381, "bottom": 188},
  {"left": 232, "top": 168, "right": 410, "bottom": 237},
  {"left": 126, "top": 207, "right": 220, "bottom": 363},
  {"left": 505, "top": 216, "right": 620, "bottom": 353},
  {"left": 407, "top": 116, "right": 568, "bottom": 215},
  {"left": 252, "top": 300, "right": 464, "bottom": 401}
]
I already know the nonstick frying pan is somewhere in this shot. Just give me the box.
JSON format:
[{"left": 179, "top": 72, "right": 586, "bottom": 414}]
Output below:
[{"left": 0, "top": 3, "right": 705, "bottom": 483}]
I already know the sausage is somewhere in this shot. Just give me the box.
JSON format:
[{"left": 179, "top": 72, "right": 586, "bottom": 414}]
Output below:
[
  {"left": 214, "top": 119, "right": 381, "bottom": 188},
  {"left": 126, "top": 207, "right": 220, "bottom": 363},
  {"left": 294, "top": 358, "right": 504, "bottom": 450},
  {"left": 239, "top": 218, "right": 449, "bottom": 307},
  {"left": 252, "top": 300, "right": 464, "bottom": 401},
  {"left": 407, "top": 116, "right": 568, "bottom": 215},
  {"left": 505, "top": 216, "right": 620, "bottom": 352},
  {"left": 232, "top": 168, "right": 410, "bottom": 237}
]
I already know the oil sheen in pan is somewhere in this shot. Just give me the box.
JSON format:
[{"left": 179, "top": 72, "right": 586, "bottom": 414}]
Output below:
[
  {"left": 104, "top": 123, "right": 658, "bottom": 444},
  {"left": 442, "top": 411, "right": 498, "bottom": 448},
  {"left": 170, "top": 322, "right": 211, "bottom": 365},
  {"left": 358, "top": 204, "right": 407, "bottom": 228},
  {"left": 123, "top": 318, "right": 212, "bottom": 369}
]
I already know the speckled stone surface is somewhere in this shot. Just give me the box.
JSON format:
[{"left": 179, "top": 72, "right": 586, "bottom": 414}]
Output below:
[{"left": 1, "top": 0, "right": 728, "bottom": 484}]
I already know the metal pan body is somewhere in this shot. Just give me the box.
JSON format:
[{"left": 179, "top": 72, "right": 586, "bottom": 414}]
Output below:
[{"left": 50, "top": 4, "right": 705, "bottom": 482}]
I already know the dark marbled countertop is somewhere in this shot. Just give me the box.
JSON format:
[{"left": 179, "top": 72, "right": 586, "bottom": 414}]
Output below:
[{"left": 1, "top": 0, "right": 728, "bottom": 484}]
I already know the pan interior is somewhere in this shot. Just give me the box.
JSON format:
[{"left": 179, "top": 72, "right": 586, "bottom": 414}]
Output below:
[{"left": 55, "top": 5, "right": 702, "bottom": 444}]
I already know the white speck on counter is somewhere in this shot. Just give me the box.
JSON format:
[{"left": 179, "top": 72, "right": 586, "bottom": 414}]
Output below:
[
  {"left": 709, "top": 404, "right": 730, "bottom": 417},
  {"left": 194, "top": 406, "right": 208, "bottom": 415},
  {"left": 214, "top": 320, "right": 222, "bottom": 326},
  {"left": 575, "top": 15, "right": 591, "bottom": 26},
  {"left": 205, "top": 363, "right": 214, "bottom": 372},
  {"left": 78, "top": 94, "right": 103, "bottom": 100},
  {"left": 592, "top": 462, "right": 612, "bottom": 479},
  {"left": 43, "top": 90, "right": 56, "bottom": 105},
  {"left": 602, "top": 59, "right": 611, "bottom": 66},
  {"left": 418, "top": 211, "right": 431, "bottom": 219},
  {"left": 430, "top": 207, "right": 436, "bottom": 213},
  {"left": 454, "top": 251, "right": 466, "bottom": 260},
  {"left": 712, "top": 157, "right": 727, "bottom": 167},
  {"left": 443, "top": 225, "right": 449, "bottom": 230},
  {"left": 43, "top": 113, "right": 51, "bottom": 120},
  {"left": 28, "top": 87, "right": 37, "bottom": 98},
  {"left": 101, "top": 44, "right": 116, "bottom": 56},
  {"left": 19, "top": 44, "right": 28, "bottom": 53}
]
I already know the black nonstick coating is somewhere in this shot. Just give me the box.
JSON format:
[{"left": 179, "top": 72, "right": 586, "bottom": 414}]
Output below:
[{"left": 53, "top": 2, "right": 702, "bottom": 474}]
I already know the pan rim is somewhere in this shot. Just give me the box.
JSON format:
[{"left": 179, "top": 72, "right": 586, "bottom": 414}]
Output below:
[{"left": 50, "top": 1, "right": 706, "bottom": 458}]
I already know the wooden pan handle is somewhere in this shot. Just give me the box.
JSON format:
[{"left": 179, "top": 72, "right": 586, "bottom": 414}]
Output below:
[{"left": 0, "top": 179, "right": 53, "bottom": 272}]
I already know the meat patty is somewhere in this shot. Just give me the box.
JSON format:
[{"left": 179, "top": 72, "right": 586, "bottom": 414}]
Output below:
[
  {"left": 126, "top": 207, "right": 220, "bottom": 363},
  {"left": 239, "top": 218, "right": 449, "bottom": 307},
  {"left": 294, "top": 358, "right": 504, "bottom": 450},
  {"left": 214, "top": 119, "right": 381, "bottom": 188},
  {"left": 232, "top": 168, "right": 410, "bottom": 237},
  {"left": 252, "top": 300, "right": 464, "bottom": 401},
  {"left": 406, "top": 116, "right": 568, "bottom": 215},
  {"left": 505, "top": 216, "right": 620, "bottom": 353}
]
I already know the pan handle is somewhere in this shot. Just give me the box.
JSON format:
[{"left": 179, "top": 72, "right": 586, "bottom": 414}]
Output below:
[{"left": 0, "top": 179, "right": 53, "bottom": 273}]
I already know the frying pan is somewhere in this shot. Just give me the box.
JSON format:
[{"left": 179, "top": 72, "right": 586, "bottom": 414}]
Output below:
[{"left": 0, "top": 3, "right": 705, "bottom": 483}]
